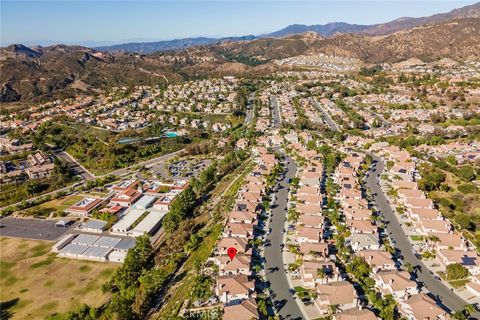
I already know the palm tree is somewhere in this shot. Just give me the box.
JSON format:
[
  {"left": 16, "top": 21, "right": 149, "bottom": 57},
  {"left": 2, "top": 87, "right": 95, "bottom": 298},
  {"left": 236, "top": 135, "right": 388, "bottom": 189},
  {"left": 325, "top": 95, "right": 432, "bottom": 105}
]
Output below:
[
  {"left": 455, "top": 304, "right": 477, "bottom": 319},
  {"left": 309, "top": 250, "right": 322, "bottom": 261},
  {"left": 317, "top": 268, "right": 327, "bottom": 284},
  {"left": 404, "top": 262, "right": 414, "bottom": 273},
  {"left": 426, "top": 235, "right": 440, "bottom": 251},
  {"left": 257, "top": 298, "right": 268, "bottom": 316},
  {"left": 328, "top": 304, "right": 340, "bottom": 315},
  {"left": 431, "top": 235, "right": 440, "bottom": 250},
  {"left": 252, "top": 264, "right": 262, "bottom": 275},
  {"left": 249, "top": 238, "right": 262, "bottom": 248}
]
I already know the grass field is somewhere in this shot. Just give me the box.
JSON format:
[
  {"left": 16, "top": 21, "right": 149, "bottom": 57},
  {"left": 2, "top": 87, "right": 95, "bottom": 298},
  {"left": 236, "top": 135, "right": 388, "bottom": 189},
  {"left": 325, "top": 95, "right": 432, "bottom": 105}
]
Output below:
[
  {"left": 0, "top": 237, "right": 117, "bottom": 320},
  {"left": 15, "top": 195, "right": 84, "bottom": 218},
  {"left": 38, "top": 195, "right": 85, "bottom": 211}
]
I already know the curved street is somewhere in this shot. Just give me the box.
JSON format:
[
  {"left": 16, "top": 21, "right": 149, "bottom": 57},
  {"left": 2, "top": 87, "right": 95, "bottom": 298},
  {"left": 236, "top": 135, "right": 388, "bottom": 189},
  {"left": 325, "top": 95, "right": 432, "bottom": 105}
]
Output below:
[
  {"left": 264, "top": 154, "right": 306, "bottom": 319},
  {"left": 311, "top": 99, "right": 340, "bottom": 132},
  {"left": 365, "top": 154, "right": 473, "bottom": 314}
]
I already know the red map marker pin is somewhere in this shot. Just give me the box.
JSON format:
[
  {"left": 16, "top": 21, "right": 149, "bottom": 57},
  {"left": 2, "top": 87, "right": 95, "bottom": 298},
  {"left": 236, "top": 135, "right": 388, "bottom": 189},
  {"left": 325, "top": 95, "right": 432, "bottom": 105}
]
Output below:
[{"left": 227, "top": 247, "right": 237, "bottom": 261}]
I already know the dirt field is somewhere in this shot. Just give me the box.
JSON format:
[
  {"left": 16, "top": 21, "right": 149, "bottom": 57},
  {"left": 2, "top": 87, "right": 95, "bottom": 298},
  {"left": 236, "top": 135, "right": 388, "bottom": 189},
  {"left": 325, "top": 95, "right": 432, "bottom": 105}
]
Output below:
[{"left": 0, "top": 237, "right": 117, "bottom": 320}]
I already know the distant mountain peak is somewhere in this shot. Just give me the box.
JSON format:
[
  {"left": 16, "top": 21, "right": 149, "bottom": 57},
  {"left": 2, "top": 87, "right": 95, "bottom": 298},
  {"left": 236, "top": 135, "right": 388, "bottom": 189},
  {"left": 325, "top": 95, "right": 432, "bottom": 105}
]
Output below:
[
  {"left": 3, "top": 44, "right": 41, "bottom": 58},
  {"left": 264, "top": 22, "right": 370, "bottom": 38}
]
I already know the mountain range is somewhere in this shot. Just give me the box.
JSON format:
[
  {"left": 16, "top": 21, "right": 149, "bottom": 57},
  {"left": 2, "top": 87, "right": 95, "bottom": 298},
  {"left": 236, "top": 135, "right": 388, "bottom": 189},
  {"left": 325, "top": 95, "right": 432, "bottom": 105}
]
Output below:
[
  {"left": 94, "top": 2, "right": 480, "bottom": 53},
  {"left": 1, "top": 2, "right": 480, "bottom": 104}
]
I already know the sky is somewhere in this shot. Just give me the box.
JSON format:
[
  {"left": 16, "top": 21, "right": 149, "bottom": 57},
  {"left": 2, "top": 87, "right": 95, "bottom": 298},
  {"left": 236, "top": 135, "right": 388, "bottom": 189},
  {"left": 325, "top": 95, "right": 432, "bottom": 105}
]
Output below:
[{"left": 1, "top": 0, "right": 478, "bottom": 46}]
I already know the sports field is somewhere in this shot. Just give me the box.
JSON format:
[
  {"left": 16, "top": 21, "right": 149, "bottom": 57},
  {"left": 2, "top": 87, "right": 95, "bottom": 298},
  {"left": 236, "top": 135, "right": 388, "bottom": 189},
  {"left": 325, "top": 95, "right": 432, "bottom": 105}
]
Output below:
[{"left": 0, "top": 237, "right": 117, "bottom": 320}]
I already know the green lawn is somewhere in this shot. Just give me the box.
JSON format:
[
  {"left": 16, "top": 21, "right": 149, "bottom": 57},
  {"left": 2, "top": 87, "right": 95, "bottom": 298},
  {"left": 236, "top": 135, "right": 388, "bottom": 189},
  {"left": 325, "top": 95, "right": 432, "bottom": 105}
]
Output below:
[
  {"left": 410, "top": 235, "right": 424, "bottom": 241},
  {"left": 449, "top": 279, "right": 470, "bottom": 289}
]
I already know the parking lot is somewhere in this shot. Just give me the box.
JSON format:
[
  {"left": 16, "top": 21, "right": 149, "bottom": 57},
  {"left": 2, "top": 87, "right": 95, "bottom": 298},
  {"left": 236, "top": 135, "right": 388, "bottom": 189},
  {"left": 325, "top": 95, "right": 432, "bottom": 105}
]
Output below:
[
  {"left": 150, "top": 158, "right": 212, "bottom": 180},
  {"left": 0, "top": 217, "right": 74, "bottom": 241},
  {"left": 169, "top": 159, "right": 211, "bottom": 178}
]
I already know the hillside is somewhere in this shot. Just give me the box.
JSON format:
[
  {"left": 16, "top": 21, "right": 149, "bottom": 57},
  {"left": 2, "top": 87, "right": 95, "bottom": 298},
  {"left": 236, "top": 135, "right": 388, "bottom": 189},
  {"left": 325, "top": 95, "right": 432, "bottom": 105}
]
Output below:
[
  {"left": 94, "top": 35, "right": 256, "bottom": 54},
  {"left": 215, "top": 18, "right": 480, "bottom": 63},
  {"left": 263, "top": 2, "right": 480, "bottom": 37},
  {"left": 93, "top": 2, "right": 480, "bottom": 53},
  {"left": 2, "top": 16, "right": 479, "bottom": 103},
  {"left": 0, "top": 44, "right": 279, "bottom": 103},
  {"left": 264, "top": 22, "right": 370, "bottom": 38},
  {"left": 0, "top": 45, "right": 184, "bottom": 102},
  {"left": 364, "top": 1, "right": 480, "bottom": 35}
]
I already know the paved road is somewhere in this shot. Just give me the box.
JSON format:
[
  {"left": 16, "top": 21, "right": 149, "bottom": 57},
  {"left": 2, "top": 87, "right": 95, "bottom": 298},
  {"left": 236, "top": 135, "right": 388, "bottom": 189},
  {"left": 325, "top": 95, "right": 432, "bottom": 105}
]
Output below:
[
  {"left": 0, "top": 149, "right": 185, "bottom": 212},
  {"left": 99, "top": 149, "right": 185, "bottom": 178},
  {"left": 365, "top": 155, "right": 472, "bottom": 314},
  {"left": 264, "top": 154, "right": 305, "bottom": 320},
  {"left": 0, "top": 217, "right": 73, "bottom": 241},
  {"left": 0, "top": 181, "right": 83, "bottom": 212},
  {"left": 271, "top": 95, "right": 282, "bottom": 129},
  {"left": 311, "top": 99, "right": 340, "bottom": 132},
  {"left": 55, "top": 147, "right": 185, "bottom": 179},
  {"left": 55, "top": 150, "right": 95, "bottom": 180},
  {"left": 244, "top": 93, "right": 256, "bottom": 127}
]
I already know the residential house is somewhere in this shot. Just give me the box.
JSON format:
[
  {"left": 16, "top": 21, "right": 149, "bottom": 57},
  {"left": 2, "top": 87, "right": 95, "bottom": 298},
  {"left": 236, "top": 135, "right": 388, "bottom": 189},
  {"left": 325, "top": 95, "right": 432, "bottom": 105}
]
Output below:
[
  {"left": 215, "top": 255, "right": 252, "bottom": 276},
  {"left": 315, "top": 281, "right": 358, "bottom": 314},
  {"left": 216, "top": 275, "right": 255, "bottom": 304},
  {"left": 222, "top": 298, "right": 259, "bottom": 320},
  {"left": 333, "top": 308, "right": 378, "bottom": 320},
  {"left": 373, "top": 270, "right": 419, "bottom": 300},
  {"left": 397, "top": 293, "right": 448, "bottom": 320},
  {"left": 357, "top": 250, "right": 396, "bottom": 273}
]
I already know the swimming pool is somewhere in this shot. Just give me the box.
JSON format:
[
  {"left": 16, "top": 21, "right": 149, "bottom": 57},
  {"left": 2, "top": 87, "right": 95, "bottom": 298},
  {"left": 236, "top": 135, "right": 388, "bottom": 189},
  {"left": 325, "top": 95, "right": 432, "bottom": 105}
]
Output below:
[{"left": 164, "top": 132, "right": 178, "bottom": 137}]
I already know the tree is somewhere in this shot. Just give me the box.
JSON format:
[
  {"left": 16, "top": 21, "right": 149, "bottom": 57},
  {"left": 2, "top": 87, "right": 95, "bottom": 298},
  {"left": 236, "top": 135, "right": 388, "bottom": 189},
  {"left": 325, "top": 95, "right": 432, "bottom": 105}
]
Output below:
[
  {"left": 451, "top": 305, "right": 476, "bottom": 320},
  {"left": 454, "top": 214, "right": 476, "bottom": 232},
  {"left": 252, "top": 264, "right": 262, "bottom": 274},
  {"left": 133, "top": 268, "right": 168, "bottom": 316},
  {"left": 257, "top": 298, "right": 268, "bottom": 316},
  {"left": 317, "top": 268, "right": 327, "bottom": 284},
  {"left": 426, "top": 235, "right": 440, "bottom": 251},
  {"left": 446, "top": 263, "right": 469, "bottom": 280},
  {"left": 309, "top": 250, "right": 323, "bottom": 261},
  {"left": 64, "top": 304, "right": 99, "bottom": 320},
  {"left": 403, "top": 262, "right": 414, "bottom": 273},
  {"left": 328, "top": 304, "right": 340, "bottom": 315},
  {"left": 105, "top": 235, "right": 154, "bottom": 292},
  {"left": 191, "top": 275, "right": 213, "bottom": 301},
  {"left": 163, "top": 185, "right": 197, "bottom": 233},
  {"left": 346, "top": 256, "right": 372, "bottom": 285},
  {"left": 418, "top": 166, "right": 445, "bottom": 191},
  {"left": 26, "top": 181, "right": 40, "bottom": 196}
]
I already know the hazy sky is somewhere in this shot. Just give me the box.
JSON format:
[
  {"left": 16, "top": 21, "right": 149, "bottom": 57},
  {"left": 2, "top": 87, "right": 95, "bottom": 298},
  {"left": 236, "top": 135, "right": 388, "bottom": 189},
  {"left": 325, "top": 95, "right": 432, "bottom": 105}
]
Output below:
[{"left": 1, "top": 0, "right": 477, "bottom": 46}]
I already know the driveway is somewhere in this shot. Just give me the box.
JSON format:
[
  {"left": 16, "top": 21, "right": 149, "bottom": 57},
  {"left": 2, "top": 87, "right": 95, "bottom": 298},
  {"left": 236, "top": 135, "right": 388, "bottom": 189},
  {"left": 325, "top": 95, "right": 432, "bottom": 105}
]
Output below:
[
  {"left": 365, "top": 154, "right": 472, "bottom": 314},
  {"left": 264, "top": 154, "right": 306, "bottom": 319}
]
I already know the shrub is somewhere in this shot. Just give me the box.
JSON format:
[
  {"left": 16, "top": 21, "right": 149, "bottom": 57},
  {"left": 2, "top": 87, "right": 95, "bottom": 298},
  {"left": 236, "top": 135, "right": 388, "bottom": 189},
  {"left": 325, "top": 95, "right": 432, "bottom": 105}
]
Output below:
[
  {"left": 457, "top": 183, "right": 477, "bottom": 194},
  {"left": 446, "top": 263, "right": 469, "bottom": 280},
  {"left": 455, "top": 165, "right": 476, "bottom": 181}
]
